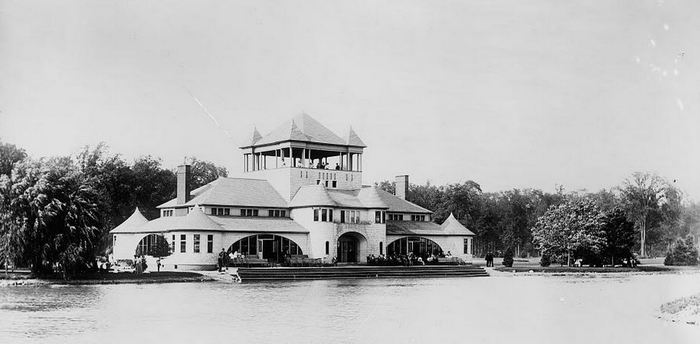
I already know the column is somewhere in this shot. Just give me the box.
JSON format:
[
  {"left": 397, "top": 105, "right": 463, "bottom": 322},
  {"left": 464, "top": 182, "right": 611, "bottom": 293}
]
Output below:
[
  {"left": 302, "top": 148, "right": 306, "bottom": 168},
  {"left": 275, "top": 149, "right": 278, "bottom": 168}
]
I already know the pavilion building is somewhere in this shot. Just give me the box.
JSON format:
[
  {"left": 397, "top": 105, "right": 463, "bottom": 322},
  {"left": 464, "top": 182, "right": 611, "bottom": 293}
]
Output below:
[{"left": 110, "top": 114, "right": 475, "bottom": 270}]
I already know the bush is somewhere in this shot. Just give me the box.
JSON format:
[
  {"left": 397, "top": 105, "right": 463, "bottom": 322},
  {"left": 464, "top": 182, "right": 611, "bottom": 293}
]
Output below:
[
  {"left": 502, "top": 248, "right": 514, "bottom": 267},
  {"left": 665, "top": 235, "right": 699, "bottom": 266},
  {"left": 540, "top": 254, "right": 551, "bottom": 267}
]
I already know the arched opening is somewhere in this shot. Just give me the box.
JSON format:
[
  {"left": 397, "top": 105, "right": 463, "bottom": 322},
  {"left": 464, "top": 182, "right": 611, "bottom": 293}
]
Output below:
[
  {"left": 387, "top": 237, "right": 443, "bottom": 259},
  {"left": 227, "top": 234, "right": 303, "bottom": 263},
  {"left": 135, "top": 234, "right": 169, "bottom": 257},
  {"left": 337, "top": 232, "right": 367, "bottom": 263}
]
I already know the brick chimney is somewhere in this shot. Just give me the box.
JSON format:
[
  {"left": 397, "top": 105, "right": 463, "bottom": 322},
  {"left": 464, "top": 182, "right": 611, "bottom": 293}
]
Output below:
[
  {"left": 177, "top": 165, "right": 191, "bottom": 204},
  {"left": 395, "top": 175, "right": 409, "bottom": 200}
]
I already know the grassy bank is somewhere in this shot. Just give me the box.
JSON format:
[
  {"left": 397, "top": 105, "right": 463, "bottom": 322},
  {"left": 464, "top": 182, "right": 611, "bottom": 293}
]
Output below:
[
  {"left": 659, "top": 293, "right": 700, "bottom": 325},
  {"left": 1, "top": 271, "right": 214, "bottom": 285},
  {"left": 493, "top": 265, "right": 672, "bottom": 273}
]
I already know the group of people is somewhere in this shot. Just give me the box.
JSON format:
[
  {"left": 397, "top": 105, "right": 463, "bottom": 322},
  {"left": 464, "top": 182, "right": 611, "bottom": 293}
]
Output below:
[
  {"left": 366, "top": 251, "right": 454, "bottom": 266},
  {"left": 281, "top": 158, "right": 342, "bottom": 170},
  {"left": 484, "top": 252, "right": 494, "bottom": 267}
]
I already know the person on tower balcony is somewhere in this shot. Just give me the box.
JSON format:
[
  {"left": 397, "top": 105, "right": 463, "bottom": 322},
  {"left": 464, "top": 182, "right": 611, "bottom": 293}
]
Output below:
[{"left": 335, "top": 163, "right": 340, "bottom": 170}]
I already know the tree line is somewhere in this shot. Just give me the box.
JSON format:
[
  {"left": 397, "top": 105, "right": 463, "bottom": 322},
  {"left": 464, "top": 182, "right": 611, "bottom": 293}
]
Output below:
[
  {"left": 0, "top": 140, "right": 227, "bottom": 277},
  {"left": 377, "top": 173, "right": 700, "bottom": 262}
]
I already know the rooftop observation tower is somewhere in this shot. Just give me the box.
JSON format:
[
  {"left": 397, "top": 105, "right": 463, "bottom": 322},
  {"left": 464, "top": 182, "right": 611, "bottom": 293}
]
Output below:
[{"left": 239, "top": 113, "right": 367, "bottom": 201}]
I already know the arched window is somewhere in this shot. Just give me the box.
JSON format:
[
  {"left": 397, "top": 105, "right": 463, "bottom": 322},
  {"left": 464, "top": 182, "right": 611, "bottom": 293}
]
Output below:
[{"left": 386, "top": 237, "right": 443, "bottom": 258}]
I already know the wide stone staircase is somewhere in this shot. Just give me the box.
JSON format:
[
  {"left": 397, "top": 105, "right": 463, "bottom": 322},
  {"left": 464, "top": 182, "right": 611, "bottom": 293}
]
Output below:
[{"left": 235, "top": 264, "right": 488, "bottom": 282}]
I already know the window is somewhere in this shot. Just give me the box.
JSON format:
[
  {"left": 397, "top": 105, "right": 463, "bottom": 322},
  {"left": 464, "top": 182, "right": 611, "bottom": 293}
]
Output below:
[
  {"left": 464, "top": 238, "right": 469, "bottom": 254},
  {"left": 325, "top": 241, "right": 330, "bottom": 255},
  {"left": 411, "top": 214, "right": 426, "bottom": 222},
  {"left": 269, "top": 210, "right": 274, "bottom": 217},
  {"left": 180, "top": 234, "right": 186, "bottom": 253},
  {"left": 314, "top": 209, "right": 319, "bottom": 221},
  {"left": 224, "top": 208, "right": 230, "bottom": 216},
  {"left": 241, "top": 209, "right": 259, "bottom": 217},
  {"left": 375, "top": 211, "right": 382, "bottom": 223},
  {"left": 193, "top": 234, "right": 200, "bottom": 253},
  {"left": 322, "top": 209, "right": 327, "bottom": 222},
  {"left": 171, "top": 235, "right": 175, "bottom": 252},
  {"left": 329, "top": 209, "right": 333, "bottom": 222},
  {"left": 281, "top": 210, "right": 286, "bottom": 217},
  {"left": 207, "top": 235, "right": 213, "bottom": 253},
  {"left": 162, "top": 209, "right": 173, "bottom": 217},
  {"left": 332, "top": 181, "right": 337, "bottom": 188},
  {"left": 325, "top": 181, "right": 329, "bottom": 187},
  {"left": 382, "top": 211, "right": 386, "bottom": 223},
  {"left": 340, "top": 210, "right": 345, "bottom": 223},
  {"left": 113, "top": 235, "right": 116, "bottom": 245},
  {"left": 380, "top": 242, "right": 383, "bottom": 255}
]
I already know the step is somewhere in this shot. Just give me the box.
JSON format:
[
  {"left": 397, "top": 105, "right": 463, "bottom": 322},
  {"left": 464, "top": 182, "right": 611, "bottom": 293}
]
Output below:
[{"left": 236, "top": 265, "right": 489, "bottom": 282}]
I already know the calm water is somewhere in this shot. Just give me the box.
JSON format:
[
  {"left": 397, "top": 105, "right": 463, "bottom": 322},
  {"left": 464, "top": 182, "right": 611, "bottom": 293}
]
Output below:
[{"left": 1, "top": 273, "right": 700, "bottom": 344}]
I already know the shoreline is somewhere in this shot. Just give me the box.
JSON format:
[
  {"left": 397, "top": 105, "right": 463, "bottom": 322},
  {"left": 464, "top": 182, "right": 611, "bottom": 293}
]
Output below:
[
  {"left": 0, "top": 271, "right": 215, "bottom": 287},
  {"left": 658, "top": 293, "right": 700, "bottom": 326}
]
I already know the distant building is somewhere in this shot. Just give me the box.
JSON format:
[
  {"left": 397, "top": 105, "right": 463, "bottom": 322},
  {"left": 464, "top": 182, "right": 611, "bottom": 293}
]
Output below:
[{"left": 111, "top": 114, "right": 474, "bottom": 269}]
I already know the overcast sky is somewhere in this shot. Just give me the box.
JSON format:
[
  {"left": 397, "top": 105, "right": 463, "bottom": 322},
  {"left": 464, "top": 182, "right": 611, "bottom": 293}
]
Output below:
[{"left": 1, "top": 0, "right": 698, "bottom": 199}]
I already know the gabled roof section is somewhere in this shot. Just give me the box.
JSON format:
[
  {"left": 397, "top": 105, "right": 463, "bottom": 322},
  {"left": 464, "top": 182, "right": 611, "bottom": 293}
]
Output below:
[
  {"left": 357, "top": 186, "right": 388, "bottom": 208},
  {"left": 243, "top": 113, "right": 347, "bottom": 147},
  {"left": 157, "top": 177, "right": 288, "bottom": 208},
  {"left": 346, "top": 126, "right": 367, "bottom": 147},
  {"left": 375, "top": 188, "right": 432, "bottom": 214},
  {"left": 289, "top": 185, "right": 337, "bottom": 208},
  {"left": 440, "top": 213, "right": 476, "bottom": 235},
  {"left": 141, "top": 206, "right": 223, "bottom": 232},
  {"left": 110, "top": 208, "right": 149, "bottom": 233},
  {"left": 290, "top": 185, "right": 389, "bottom": 209}
]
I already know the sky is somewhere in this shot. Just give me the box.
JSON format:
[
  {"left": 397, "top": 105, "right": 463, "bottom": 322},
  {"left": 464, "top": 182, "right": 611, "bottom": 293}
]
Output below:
[{"left": 1, "top": 0, "right": 699, "bottom": 199}]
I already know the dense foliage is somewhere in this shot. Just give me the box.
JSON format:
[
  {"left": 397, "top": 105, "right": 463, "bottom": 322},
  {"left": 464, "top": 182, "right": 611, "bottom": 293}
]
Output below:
[
  {"left": 0, "top": 140, "right": 226, "bottom": 278},
  {"left": 664, "top": 235, "right": 699, "bottom": 266},
  {"left": 377, "top": 171, "right": 699, "bottom": 261}
]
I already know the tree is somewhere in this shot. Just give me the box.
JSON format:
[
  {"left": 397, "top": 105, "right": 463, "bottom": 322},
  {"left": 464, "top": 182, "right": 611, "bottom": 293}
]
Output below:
[
  {"left": 0, "top": 139, "right": 27, "bottom": 177},
  {"left": 5, "top": 157, "right": 103, "bottom": 278},
  {"left": 532, "top": 199, "right": 606, "bottom": 266},
  {"left": 187, "top": 157, "right": 228, "bottom": 190},
  {"left": 664, "top": 235, "right": 699, "bottom": 266},
  {"left": 619, "top": 172, "right": 669, "bottom": 257},
  {"left": 375, "top": 180, "right": 395, "bottom": 194},
  {"left": 600, "top": 208, "right": 636, "bottom": 266}
]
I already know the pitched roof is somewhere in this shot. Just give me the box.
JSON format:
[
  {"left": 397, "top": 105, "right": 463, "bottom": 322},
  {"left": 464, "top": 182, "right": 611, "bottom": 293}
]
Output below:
[
  {"left": 346, "top": 127, "right": 367, "bottom": 147},
  {"left": 289, "top": 185, "right": 337, "bottom": 208},
  {"left": 110, "top": 208, "right": 149, "bottom": 233},
  {"left": 245, "top": 113, "right": 347, "bottom": 147},
  {"left": 375, "top": 188, "right": 432, "bottom": 214},
  {"left": 143, "top": 206, "right": 223, "bottom": 232},
  {"left": 386, "top": 216, "right": 475, "bottom": 237},
  {"left": 290, "top": 185, "right": 389, "bottom": 209},
  {"left": 440, "top": 213, "right": 476, "bottom": 236},
  {"left": 158, "top": 177, "right": 288, "bottom": 208},
  {"left": 211, "top": 216, "right": 309, "bottom": 233}
]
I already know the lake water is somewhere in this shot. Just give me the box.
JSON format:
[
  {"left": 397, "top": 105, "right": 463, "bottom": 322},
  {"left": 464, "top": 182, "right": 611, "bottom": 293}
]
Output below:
[{"left": 1, "top": 272, "right": 700, "bottom": 343}]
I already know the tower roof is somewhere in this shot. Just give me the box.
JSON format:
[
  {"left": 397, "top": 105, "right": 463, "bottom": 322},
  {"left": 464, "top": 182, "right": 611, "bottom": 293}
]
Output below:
[
  {"left": 250, "top": 127, "right": 262, "bottom": 145},
  {"left": 241, "top": 113, "right": 349, "bottom": 148},
  {"left": 440, "top": 213, "right": 476, "bottom": 235},
  {"left": 110, "top": 208, "right": 149, "bottom": 233},
  {"left": 346, "top": 127, "right": 366, "bottom": 147}
]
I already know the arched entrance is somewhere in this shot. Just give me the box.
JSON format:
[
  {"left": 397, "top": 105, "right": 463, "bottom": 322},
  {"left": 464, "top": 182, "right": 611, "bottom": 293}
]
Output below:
[
  {"left": 227, "top": 234, "right": 303, "bottom": 263},
  {"left": 387, "top": 237, "right": 443, "bottom": 258},
  {"left": 337, "top": 232, "right": 367, "bottom": 263},
  {"left": 135, "top": 234, "right": 169, "bottom": 257}
]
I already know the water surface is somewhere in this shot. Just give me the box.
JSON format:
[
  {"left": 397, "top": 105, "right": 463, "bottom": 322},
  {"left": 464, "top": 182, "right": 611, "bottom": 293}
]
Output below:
[{"left": 1, "top": 273, "right": 699, "bottom": 343}]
